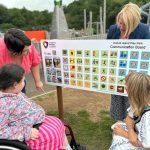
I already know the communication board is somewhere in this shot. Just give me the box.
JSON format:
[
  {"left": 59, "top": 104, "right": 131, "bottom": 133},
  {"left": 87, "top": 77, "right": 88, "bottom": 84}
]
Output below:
[{"left": 41, "top": 40, "right": 150, "bottom": 96}]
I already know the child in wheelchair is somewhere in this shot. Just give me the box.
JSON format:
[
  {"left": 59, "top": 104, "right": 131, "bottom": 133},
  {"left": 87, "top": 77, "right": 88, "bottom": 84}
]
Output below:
[{"left": 0, "top": 64, "right": 72, "bottom": 150}]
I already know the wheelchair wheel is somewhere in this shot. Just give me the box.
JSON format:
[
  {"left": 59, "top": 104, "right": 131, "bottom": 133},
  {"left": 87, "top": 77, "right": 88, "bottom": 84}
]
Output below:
[
  {"left": 73, "top": 144, "right": 86, "bottom": 150},
  {"left": 0, "top": 140, "right": 31, "bottom": 150},
  {"left": 64, "top": 122, "right": 86, "bottom": 150}
]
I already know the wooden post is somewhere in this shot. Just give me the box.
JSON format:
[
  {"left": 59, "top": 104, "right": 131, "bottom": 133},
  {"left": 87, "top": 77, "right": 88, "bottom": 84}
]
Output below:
[
  {"left": 89, "top": 11, "right": 93, "bottom": 36},
  {"left": 103, "top": 0, "right": 106, "bottom": 34},
  {"left": 100, "top": 6, "right": 103, "bottom": 34},
  {"left": 96, "top": 22, "right": 99, "bottom": 34},
  {"left": 56, "top": 86, "right": 64, "bottom": 120},
  {"left": 84, "top": 9, "right": 87, "bottom": 32}
]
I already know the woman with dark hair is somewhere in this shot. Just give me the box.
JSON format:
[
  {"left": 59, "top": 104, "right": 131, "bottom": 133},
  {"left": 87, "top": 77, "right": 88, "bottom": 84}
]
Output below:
[{"left": 0, "top": 28, "right": 43, "bottom": 93}]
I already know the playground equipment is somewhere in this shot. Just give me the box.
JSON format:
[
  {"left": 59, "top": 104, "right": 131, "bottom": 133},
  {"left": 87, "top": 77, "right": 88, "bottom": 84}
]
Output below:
[
  {"left": 50, "top": 0, "right": 69, "bottom": 39},
  {"left": 141, "top": 2, "right": 150, "bottom": 25},
  {"left": 141, "top": 2, "right": 150, "bottom": 18}
]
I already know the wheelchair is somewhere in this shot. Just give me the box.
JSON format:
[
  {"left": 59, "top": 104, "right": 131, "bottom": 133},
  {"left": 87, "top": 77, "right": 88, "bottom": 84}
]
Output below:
[
  {"left": 0, "top": 139, "right": 31, "bottom": 150},
  {"left": 64, "top": 122, "right": 86, "bottom": 150},
  {"left": 0, "top": 122, "right": 86, "bottom": 150}
]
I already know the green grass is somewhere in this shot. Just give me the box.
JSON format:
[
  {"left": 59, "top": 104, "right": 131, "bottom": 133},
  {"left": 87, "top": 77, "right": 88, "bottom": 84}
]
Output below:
[
  {"left": 33, "top": 92, "right": 54, "bottom": 101},
  {"left": 47, "top": 92, "right": 55, "bottom": 97},
  {"left": 47, "top": 110, "right": 115, "bottom": 150},
  {"left": 34, "top": 96, "right": 43, "bottom": 101}
]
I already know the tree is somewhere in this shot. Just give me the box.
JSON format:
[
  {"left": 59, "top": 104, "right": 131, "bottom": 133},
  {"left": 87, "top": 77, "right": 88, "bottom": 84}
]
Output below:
[{"left": 0, "top": 5, "right": 9, "bottom": 24}]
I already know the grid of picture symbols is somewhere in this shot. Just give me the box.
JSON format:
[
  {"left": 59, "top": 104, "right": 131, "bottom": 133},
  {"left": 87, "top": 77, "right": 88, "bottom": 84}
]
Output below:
[
  {"left": 45, "top": 50, "right": 62, "bottom": 84},
  {"left": 62, "top": 49, "right": 150, "bottom": 95}
]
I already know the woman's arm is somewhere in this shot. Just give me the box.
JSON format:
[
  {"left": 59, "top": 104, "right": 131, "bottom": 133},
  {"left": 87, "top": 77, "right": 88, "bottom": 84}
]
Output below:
[
  {"left": 107, "top": 25, "right": 113, "bottom": 39},
  {"left": 142, "top": 24, "right": 150, "bottom": 39},
  {"left": 31, "top": 65, "right": 43, "bottom": 91},
  {"left": 29, "top": 44, "right": 43, "bottom": 91},
  {"left": 107, "top": 24, "right": 119, "bottom": 39}
]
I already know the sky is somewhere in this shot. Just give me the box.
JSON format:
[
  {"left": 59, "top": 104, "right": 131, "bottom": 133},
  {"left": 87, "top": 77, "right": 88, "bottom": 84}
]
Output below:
[{"left": 0, "top": 0, "right": 74, "bottom": 12}]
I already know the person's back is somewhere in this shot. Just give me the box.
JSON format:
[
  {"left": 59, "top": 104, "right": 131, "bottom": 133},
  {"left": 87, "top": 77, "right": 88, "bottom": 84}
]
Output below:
[{"left": 0, "top": 92, "right": 45, "bottom": 140}]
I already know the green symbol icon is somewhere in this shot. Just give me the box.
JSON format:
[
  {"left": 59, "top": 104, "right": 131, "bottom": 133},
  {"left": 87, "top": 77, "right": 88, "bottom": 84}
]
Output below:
[{"left": 100, "top": 83, "right": 107, "bottom": 90}]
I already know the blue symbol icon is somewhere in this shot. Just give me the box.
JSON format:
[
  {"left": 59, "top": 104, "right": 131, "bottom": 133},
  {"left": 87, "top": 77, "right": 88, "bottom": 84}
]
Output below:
[{"left": 120, "top": 51, "right": 128, "bottom": 59}]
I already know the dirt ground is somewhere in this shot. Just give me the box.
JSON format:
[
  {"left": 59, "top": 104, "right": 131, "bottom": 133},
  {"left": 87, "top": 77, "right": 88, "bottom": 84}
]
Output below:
[
  {"left": 26, "top": 72, "right": 111, "bottom": 121},
  {"left": 34, "top": 88, "right": 111, "bottom": 122}
]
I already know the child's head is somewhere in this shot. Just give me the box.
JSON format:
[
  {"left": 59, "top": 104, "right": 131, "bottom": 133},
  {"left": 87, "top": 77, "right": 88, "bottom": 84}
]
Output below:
[
  {"left": 125, "top": 72, "right": 150, "bottom": 116},
  {"left": 0, "top": 64, "right": 25, "bottom": 93}
]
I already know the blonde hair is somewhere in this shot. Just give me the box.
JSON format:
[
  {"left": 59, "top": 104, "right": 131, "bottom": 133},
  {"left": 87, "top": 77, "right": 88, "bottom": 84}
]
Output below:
[
  {"left": 116, "top": 2, "right": 141, "bottom": 37},
  {"left": 125, "top": 72, "right": 150, "bottom": 116}
]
